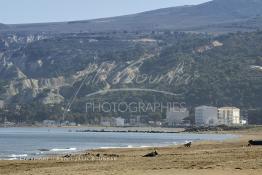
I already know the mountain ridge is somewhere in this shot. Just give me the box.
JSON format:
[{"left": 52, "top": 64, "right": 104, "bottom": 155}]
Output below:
[{"left": 1, "top": 0, "right": 262, "bottom": 33}]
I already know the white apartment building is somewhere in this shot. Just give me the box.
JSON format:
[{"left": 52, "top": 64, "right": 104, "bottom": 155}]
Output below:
[
  {"left": 166, "top": 108, "right": 189, "bottom": 126},
  {"left": 195, "top": 106, "right": 218, "bottom": 126},
  {"left": 0, "top": 100, "right": 4, "bottom": 109},
  {"left": 114, "top": 117, "right": 125, "bottom": 127},
  {"left": 218, "top": 107, "right": 240, "bottom": 125}
]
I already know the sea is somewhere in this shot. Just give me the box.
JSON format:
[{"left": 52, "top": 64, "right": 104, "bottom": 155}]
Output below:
[{"left": 0, "top": 127, "right": 237, "bottom": 160}]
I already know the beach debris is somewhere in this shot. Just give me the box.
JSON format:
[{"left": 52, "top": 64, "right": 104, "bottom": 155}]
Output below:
[
  {"left": 143, "top": 150, "right": 158, "bottom": 157},
  {"left": 63, "top": 154, "right": 72, "bottom": 158},
  {"left": 84, "top": 153, "right": 91, "bottom": 156},
  {"left": 184, "top": 142, "right": 192, "bottom": 147},
  {"left": 38, "top": 149, "right": 50, "bottom": 152},
  {"left": 248, "top": 140, "right": 262, "bottom": 146},
  {"left": 103, "top": 154, "right": 119, "bottom": 157}
]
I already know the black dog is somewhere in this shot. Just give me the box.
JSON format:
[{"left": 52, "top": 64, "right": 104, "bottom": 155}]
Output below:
[
  {"left": 184, "top": 142, "right": 192, "bottom": 147},
  {"left": 143, "top": 150, "right": 158, "bottom": 157},
  {"left": 248, "top": 140, "right": 262, "bottom": 146}
]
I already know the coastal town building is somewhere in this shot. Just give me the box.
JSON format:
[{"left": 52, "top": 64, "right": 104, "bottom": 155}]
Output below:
[
  {"left": 241, "top": 119, "right": 248, "bottom": 125},
  {"left": 0, "top": 100, "right": 4, "bottom": 109},
  {"left": 218, "top": 107, "right": 240, "bottom": 125},
  {"left": 148, "top": 121, "right": 162, "bottom": 127},
  {"left": 100, "top": 117, "right": 125, "bottom": 127},
  {"left": 128, "top": 116, "right": 141, "bottom": 126},
  {"left": 100, "top": 118, "right": 111, "bottom": 127},
  {"left": 43, "top": 120, "right": 57, "bottom": 127},
  {"left": 113, "top": 117, "right": 125, "bottom": 127},
  {"left": 61, "top": 121, "right": 77, "bottom": 127},
  {"left": 166, "top": 108, "right": 189, "bottom": 126},
  {"left": 195, "top": 106, "right": 218, "bottom": 126}
]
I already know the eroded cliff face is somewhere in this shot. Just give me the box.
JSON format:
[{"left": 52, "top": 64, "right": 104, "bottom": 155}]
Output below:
[
  {"left": 0, "top": 31, "right": 208, "bottom": 105},
  {"left": 1, "top": 53, "right": 192, "bottom": 105},
  {"left": 3, "top": 60, "right": 139, "bottom": 100},
  {"left": 6, "top": 76, "right": 67, "bottom": 104},
  {"left": 7, "top": 76, "right": 66, "bottom": 96},
  {"left": 0, "top": 33, "right": 66, "bottom": 104}
]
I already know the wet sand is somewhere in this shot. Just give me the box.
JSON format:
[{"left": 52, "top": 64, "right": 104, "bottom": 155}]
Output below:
[{"left": 0, "top": 127, "right": 262, "bottom": 175}]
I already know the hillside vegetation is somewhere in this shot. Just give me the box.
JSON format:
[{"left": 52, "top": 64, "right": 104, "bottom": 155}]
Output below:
[{"left": 0, "top": 30, "right": 261, "bottom": 123}]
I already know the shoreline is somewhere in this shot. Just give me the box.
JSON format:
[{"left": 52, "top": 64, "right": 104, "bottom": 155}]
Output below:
[
  {"left": 0, "top": 127, "right": 261, "bottom": 175},
  {"left": 0, "top": 126, "right": 185, "bottom": 132},
  {"left": 0, "top": 131, "right": 239, "bottom": 161}
]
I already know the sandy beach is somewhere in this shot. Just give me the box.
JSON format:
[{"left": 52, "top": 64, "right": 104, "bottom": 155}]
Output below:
[{"left": 0, "top": 127, "right": 262, "bottom": 175}]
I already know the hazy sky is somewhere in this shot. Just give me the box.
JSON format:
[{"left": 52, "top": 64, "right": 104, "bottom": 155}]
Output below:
[{"left": 0, "top": 0, "right": 210, "bottom": 24}]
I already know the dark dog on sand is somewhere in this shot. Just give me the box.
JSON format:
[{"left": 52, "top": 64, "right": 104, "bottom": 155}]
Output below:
[
  {"left": 143, "top": 150, "right": 158, "bottom": 157},
  {"left": 184, "top": 142, "right": 192, "bottom": 147},
  {"left": 248, "top": 140, "right": 262, "bottom": 146}
]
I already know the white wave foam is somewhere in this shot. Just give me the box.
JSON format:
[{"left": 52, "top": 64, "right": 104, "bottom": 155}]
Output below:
[
  {"left": 185, "top": 140, "right": 193, "bottom": 144},
  {"left": 6, "top": 158, "right": 18, "bottom": 160},
  {"left": 10, "top": 154, "right": 28, "bottom": 158},
  {"left": 50, "top": 148, "right": 77, "bottom": 152},
  {"left": 99, "top": 146, "right": 124, "bottom": 149},
  {"left": 139, "top": 145, "right": 151, "bottom": 148}
]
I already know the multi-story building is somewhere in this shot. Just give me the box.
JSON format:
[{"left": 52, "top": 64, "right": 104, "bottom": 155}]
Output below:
[
  {"left": 218, "top": 107, "right": 240, "bottom": 125},
  {"left": 113, "top": 117, "right": 125, "bottom": 127},
  {"left": 0, "top": 100, "right": 4, "bottom": 109},
  {"left": 166, "top": 108, "right": 189, "bottom": 126},
  {"left": 195, "top": 106, "right": 218, "bottom": 126}
]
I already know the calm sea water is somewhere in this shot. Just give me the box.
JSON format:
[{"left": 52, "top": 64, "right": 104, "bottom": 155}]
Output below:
[{"left": 0, "top": 127, "right": 237, "bottom": 160}]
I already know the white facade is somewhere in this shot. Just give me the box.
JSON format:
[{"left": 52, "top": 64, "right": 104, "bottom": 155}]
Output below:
[
  {"left": 101, "top": 117, "right": 125, "bottom": 127},
  {"left": 43, "top": 120, "right": 57, "bottom": 126},
  {"left": 195, "top": 106, "right": 218, "bottom": 126},
  {"left": 218, "top": 107, "right": 240, "bottom": 125},
  {"left": 241, "top": 120, "right": 247, "bottom": 125},
  {"left": 166, "top": 108, "right": 189, "bottom": 126},
  {"left": 100, "top": 118, "right": 111, "bottom": 127},
  {"left": 0, "top": 100, "right": 4, "bottom": 109},
  {"left": 114, "top": 117, "right": 125, "bottom": 127}
]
